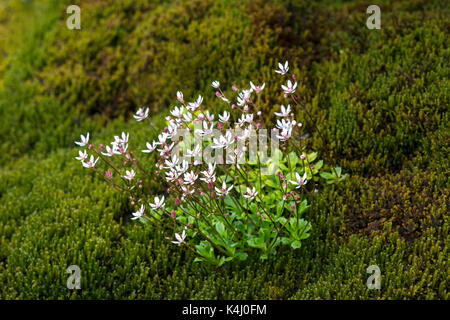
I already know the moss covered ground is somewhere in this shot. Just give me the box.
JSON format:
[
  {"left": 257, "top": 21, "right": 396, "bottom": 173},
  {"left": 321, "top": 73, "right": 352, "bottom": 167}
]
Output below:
[{"left": 0, "top": 0, "right": 448, "bottom": 299}]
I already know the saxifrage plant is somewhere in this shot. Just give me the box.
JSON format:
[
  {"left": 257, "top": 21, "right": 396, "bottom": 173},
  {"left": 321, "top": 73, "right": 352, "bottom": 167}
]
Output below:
[{"left": 75, "top": 61, "right": 346, "bottom": 267}]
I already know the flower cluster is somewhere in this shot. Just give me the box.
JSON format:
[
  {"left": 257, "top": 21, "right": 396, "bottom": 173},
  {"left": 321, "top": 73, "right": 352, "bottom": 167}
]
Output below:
[{"left": 75, "top": 60, "right": 345, "bottom": 266}]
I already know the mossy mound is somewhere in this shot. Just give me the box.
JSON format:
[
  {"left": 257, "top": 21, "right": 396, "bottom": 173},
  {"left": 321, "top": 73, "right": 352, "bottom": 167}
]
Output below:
[{"left": 0, "top": 0, "right": 448, "bottom": 299}]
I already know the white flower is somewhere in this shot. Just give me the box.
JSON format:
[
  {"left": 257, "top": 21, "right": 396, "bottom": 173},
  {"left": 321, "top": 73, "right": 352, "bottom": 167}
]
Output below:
[
  {"left": 75, "top": 150, "right": 88, "bottom": 161},
  {"left": 250, "top": 81, "right": 265, "bottom": 93},
  {"left": 275, "top": 60, "right": 289, "bottom": 75},
  {"left": 177, "top": 91, "right": 184, "bottom": 103},
  {"left": 281, "top": 80, "right": 297, "bottom": 94},
  {"left": 237, "top": 113, "right": 254, "bottom": 127},
  {"left": 166, "top": 123, "right": 178, "bottom": 139},
  {"left": 243, "top": 187, "right": 258, "bottom": 200},
  {"left": 157, "top": 142, "right": 174, "bottom": 157},
  {"left": 289, "top": 172, "right": 308, "bottom": 189},
  {"left": 219, "top": 111, "right": 230, "bottom": 123},
  {"left": 123, "top": 169, "right": 136, "bottom": 180},
  {"left": 215, "top": 181, "right": 234, "bottom": 197},
  {"left": 187, "top": 95, "right": 203, "bottom": 111},
  {"left": 165, "top": 155, "right": 179, "bottom": 169},
  {"left": 82, "top": 155, "right": 99, "bottom": 168},
  {"left": 211, "top": 80, "right": 220, "bottom": 88},
  {"left": 142, "top": 141, "right": 158, "bottom": 153},
  {"left": 181, "top": 185, "right": 195, "bottom": 196},
  {"left": 175, "top": 160, "right": 189, "bottom": 175},
  {"left": 276, "top": 127, "right": 293, "bottom": 142},
  {"left": 212, "top": 131, "right": 233, "bottom": 149},
  {"left": 200, "top": 162, "right": 216, "bottom": 183},
  {"left": 195, "top": 121, "right": 214, "bottom": 137},
  {"left": 133, "top": 107, "right": 149, "bottom": 121},
  {"left": 183, "top": 171, "right": 198, "bottom": 185},
  {"left": 274, "top": 104, "right": 291, "bottom": 117},
  {"left": 150, "top": 196, "right": 165, "bottom": 210},
  {"left": 170, "top": 106, "right": 184, "bottom": 118},
  {"left": 171, "top": 228, "right": 187, "bottom": 246},
  {"left": 112, "top": 141, "right": 128, "bottom": 155},
  {"left": 75, "top": 133, "right": 90, "bottom": 147},
  {"left": 114, "top": 132, "right": 129, "bottom": 145},
  {"left": 101, "top": 145, "right": 115, "bottom": 157},
  {"left": 238, "top": 126, "right": 253, "bottom": 140},
  {"left": 237, "top": 89, "right": 252, "bottom": 106},
  {"left": 131, "top": 205, "right": 145, "bottom": 220},
  {"left": 165, "top": 169, "right": 178, "bottom": 182},
  {"left": 276, "top": 118, "right": 294, "bottom": 131},
  {"left": 183, "top": 112, "right": 193, "bottom": 123},
  {"left": 186, "top": 144, "right": 202, "bottom": 158},
  {"left": 157, "top": 133, "right": 168, "bottom": 145},
  {"left": 205, "top": 111, "right": 214, "bottom": 121}
]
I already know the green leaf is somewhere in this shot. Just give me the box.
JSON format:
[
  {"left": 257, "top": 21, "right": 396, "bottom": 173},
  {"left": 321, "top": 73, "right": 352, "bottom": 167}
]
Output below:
[{"left": 291, "top": 240, "right": 302, "bottom": 249}]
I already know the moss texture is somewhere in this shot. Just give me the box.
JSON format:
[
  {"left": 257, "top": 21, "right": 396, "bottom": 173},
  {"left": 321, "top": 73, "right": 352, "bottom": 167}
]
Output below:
[{"left": 0, "top": 0, "right": 448, "bottom": 299}]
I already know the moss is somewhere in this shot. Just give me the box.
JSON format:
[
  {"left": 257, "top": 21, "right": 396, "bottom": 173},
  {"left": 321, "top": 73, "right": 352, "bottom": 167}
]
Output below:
[{"left": 0, "top": 0, "right": 448, "bottom": 299}]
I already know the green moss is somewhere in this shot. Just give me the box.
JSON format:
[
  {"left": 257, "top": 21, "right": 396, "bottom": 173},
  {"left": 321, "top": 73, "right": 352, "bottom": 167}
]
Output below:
[{"left": 0, "top": 0, "right": 448, "bottom": 299}]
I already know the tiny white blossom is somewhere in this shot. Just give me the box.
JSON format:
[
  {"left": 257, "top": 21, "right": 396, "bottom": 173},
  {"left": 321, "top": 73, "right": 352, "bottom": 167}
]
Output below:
[
  {"left": 82, "top": 155, "right": 99, "bottom": 168},
  {"left": 290, "top": 172, "right": 308, "bottom": 189},
  {"left": 165, "top": 155, "right": 179, "bottom": 169},
  {"left": 142, "top": 141, "right": 158, "bottom": 153},
  {"left": 276, "top": 127, "right": 293, "bottom": 142},
  {"left": 177, "top": 91, "right": 184, "bottom": 103},
  {"left": 187, "top": 95, "right": 203, "bottom": 111},
  {"left": 212, "top": 131, "right": 233, "bottom": 149},
  {"left": 183, "top": 171, "right": 198, "bottom": 185},
  {"left": 276, "top": 118, "right": 294, "bottom": 131},
  {"left": 171, "top": 228, "right": 187, "bottom": 246},
  {"left": 219, "top": 111, "right": 230, "bottom": 123},
  {"left": 131, "top": 205, "right": 145, "bottom": 220},
  {"left": 165, "top": 169, "right": 178, "bottom": 182},
  {"left": 170, "top": 106, "right": 184, "bottom": 118},
  {"left": 281, "top": 80, "right": 297, "bottom": 94},
  {"left": 250, "top": 81, "right": 265, "bottom": 93},
  {"left": 275, "top": 61, "right": 289, "bottom": 75},
  {"left": 75, "top": 150, "right": 88, "bottom": 161},
  {"left": 200, "top": 162, "right": 216, "bottom": 183},
  {"left": 123, "top": 169, "right": 136, "bottom": 180},
  {"left": 211, "top": 80, "right": 220, "bottom": 88},
  {"left": 186, "top": 144, "right": 202, "bottom": 158},
  {"left": 101, "top": 145, "right": 115, "bottom": 157},
  {"left": 274, "top": 104, "right": 291, "bottom": 117},
  {"left": 195, "top": 121, "right": 214, "bottom": 137},
  {"left": 183, "top": 112, "right": 193, "bottom": 123},
  {"left": 133, "top": 107, "right": 149, "bottom": 121},
  {"left": 175, "top": 160, "right": 189, "bottom": 175},
  {"left": 114, "top": 132, "right": 129, "bottom": 145},
  {"left": 75, "top": 133, "right": 90, "bottom": 147},
  {"left": 150, "top": 196, "right": 165, "bottom": 210},
  {"left": 215, "top": 181, "right": 234, "bottom": 197},
  {"left": 243, "top": 187, "right": 258, "bottom": 200}
]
